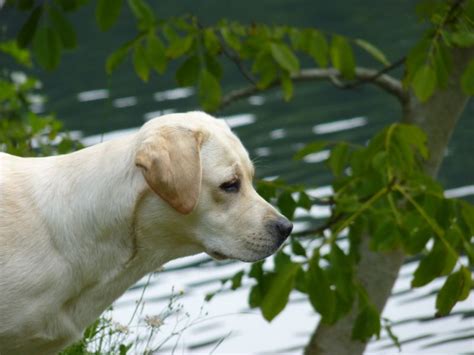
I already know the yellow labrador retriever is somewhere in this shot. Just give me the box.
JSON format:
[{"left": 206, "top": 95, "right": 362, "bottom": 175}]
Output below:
[{"left": 0, "top": 111, "right": 292, "bottom": 354}]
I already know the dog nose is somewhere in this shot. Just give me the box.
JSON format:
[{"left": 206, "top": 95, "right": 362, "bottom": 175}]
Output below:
[{"left": 274, "top": 218, "right": 293, "bottom": 241}]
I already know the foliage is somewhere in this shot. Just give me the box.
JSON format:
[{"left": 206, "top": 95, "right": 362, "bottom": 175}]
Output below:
[
  {"left": 60, "top": 284, "right": 207, "bottom": 354},
  {"left": 2, "top": 0, "right": 474, "bottom": 350},
  {"left": 0, "top": 40, "right": 80, "bottom": 156}
]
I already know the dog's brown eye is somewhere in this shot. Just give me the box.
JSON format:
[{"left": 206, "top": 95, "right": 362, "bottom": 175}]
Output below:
[{"left": 220, "top": 179, "right": 241, "bottom": 193}]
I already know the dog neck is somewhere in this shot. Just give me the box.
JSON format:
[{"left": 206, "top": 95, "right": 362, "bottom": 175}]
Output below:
[{"left": 28, "top": 134, "right": 202, "bottom": 330}]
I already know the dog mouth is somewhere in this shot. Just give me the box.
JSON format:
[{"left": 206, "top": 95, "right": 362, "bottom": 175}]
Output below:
[{"left": 208, "top": 250, "right": 231, "bottom": 260}]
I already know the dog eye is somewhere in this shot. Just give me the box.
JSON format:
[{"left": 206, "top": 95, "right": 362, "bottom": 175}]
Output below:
[{"left": 220, "top": 179, "right": 241, "bottom": 193}]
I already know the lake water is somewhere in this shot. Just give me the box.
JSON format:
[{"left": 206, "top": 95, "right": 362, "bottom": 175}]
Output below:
[{"left": 2, "top": 0, "right": 473, "bottom": 353}]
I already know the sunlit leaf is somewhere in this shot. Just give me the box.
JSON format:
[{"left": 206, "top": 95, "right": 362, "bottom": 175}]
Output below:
[
  {"left": 106, "top": 43, "right": 130, "bottom": 74},
  {"left": 198, "top": 69, "right": 221, "bottom": 110},
  {"left": 330, "top": 35, "right": 355, "bottom": 79},
  {"left": 166, "top": 35, "right": 194, "bottom": 59},
  {"left": 270, "top": 42, "right": 300, "bottom": 74},
  {"left": 128, "top": 0, "right": 155, "bottom": 29},
  {"left": 147, "top": 33, "right": 167, "bottom": 74},
  {"left": 412, "top": 64, "right": 437, "bottom": 102},
  {"left": 328, "top": 142, "right": 350, "bottom": 176},
  {"left": 355, "top": 38, "right": 390, "bottom": 66},
  {"left": 0, "top": 40, "right": 32, "bottom": 67},
  {"left": 133, "top": 43, "right": 149, "bottom": 81}
]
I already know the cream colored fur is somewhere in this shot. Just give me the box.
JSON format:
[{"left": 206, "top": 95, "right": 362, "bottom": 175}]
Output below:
[{"left": 0, "top": 112, "right": 290, "bottom": 354}]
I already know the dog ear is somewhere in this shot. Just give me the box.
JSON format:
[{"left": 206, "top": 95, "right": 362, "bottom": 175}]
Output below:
[{"left": 135, "top": 126, "right": 203, "bottom": 214}]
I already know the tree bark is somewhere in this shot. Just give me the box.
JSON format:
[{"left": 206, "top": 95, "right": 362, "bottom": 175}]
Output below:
[{"left": 304, "top": 47, "right": 474, "bottom": 355}]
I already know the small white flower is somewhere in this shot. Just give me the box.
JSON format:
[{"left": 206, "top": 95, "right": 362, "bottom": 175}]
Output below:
[
  {"left": 145, "top": 315, "right": 163, "bottom": 328},
  {"left": 114, "top": 322, "right": 129, "bottom": 334}
]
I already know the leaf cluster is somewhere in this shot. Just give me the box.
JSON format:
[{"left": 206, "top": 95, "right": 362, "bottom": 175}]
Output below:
[
  {"left": 407, "top": 0, "right": 474, "bottom": 100},
  {"left": 214, "top": 124, "right": 473, "bottom": 343},
  {"left": 0, "top": 42, "right": 81, "bottom": 156}
]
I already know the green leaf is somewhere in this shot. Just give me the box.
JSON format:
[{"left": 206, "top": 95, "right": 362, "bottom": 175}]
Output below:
[
  {"left": 166, "top": 35, "right": 194, "bottom": 59},
  {"left": 203, "top": 28, "right": 220, "bottom": 54},
  {"left": 220, "top": 27, "right": 241, "bottom": 51},
  {"left": 57, "top": 0, "right": 84, "bottom": 12},
  {"left": 433, "top": 43, "right": 452, "bottom": 89},
  {"left": 260, "top": 262, "right": 299, "bottom": 321},
  {"left": 133, "top": 44, "right": 149, "bottom": 81},
  {"left": 448, "top": 31, "right": 474, "bottom": 47},
  {"left": 412, "top": 65, "right": 437, "bottom": 102},
  {"left": 147, "top": 33, "right": 167, "bottom": 74},
  {"left": 458, "top": 266, "right": 472, "bottom": 301},
  {"left": 198, "top": 69, "right": 221, "bottom": 111},
  {"left": 205, "top": 53, "right": 223, "bottom": 79},
  {"left": 249, "top": 284, "right": 262, "bottom": 308},
  {"left": 307, "top": 253, "right": 336, "bottom": 323},
  {"left": 175, "top": 55, "right": 200, "bottom": 86},
  {"left": 49, "top": 6, "right": 77, "bottom": 49},
  {"left": 371, "top": 219, "right": 401, "bottom": 251},
  {"left": 461, "top": 59, "right": 474, "bottom": 95},
  {"left": 0, "top": 40, "right": 32, "bottom": 67},
  {"left": 294, "top": 141, "right": 327, "bottom": 160},
  {"left": 96, "top": 0, "right": 122, "bottom": 31},
  {"left": 249, "top": 260, "right": 264, "bottom": 280},
  {"left": 355, "top": 38, "right": 390, "bottom": 66},
  {"left": 330, "top": 35, "right": 355, "bottom": 79},
  {"left": 277, "top": 191, "right": 297, "bottom": 220},
  {"left": 230, "top": 270, "right": 244, "bottom": 290},
  {"left": 402, "top": 225, "right": 432, "bottom": 255},
  {"left": 270, "top": 42, "right": 300, "bottom": 74},
  {"left": 298, "top": 192, "right": 312, "bottom": 210},
  {"left": 106, "top": 43, "right": 130, "bottom": 74},
  {"left": 33, "top": 26, "right": 62, "bottom": 70},
  {"left": 328, "top": 143, "right": 350, "bottom": 176},
  {"left": 435, "top": 267, "right": 472, "bottom": 317},
  {"left": 17, "top": 6, "right": 43, "bottom": 48},
  {"left": 460, "top": 200, "right": 474, "bottom": 234},
  {"left": 119, "top": 343, "right": 132, "bottom": 355},
  {"left": 128, "top": 0, "right": 155, "bottom": 29},
  {"left": 291, "top": 238, "right": 307, "bottom": 257},
  {"left": 352, "top": 303, "right": 381, "bottom": 341},
  {"left": 308, "top": 30, "right": 328, "bottom": 68},
  {"left": 18, "top": 0, "right": 34, "bottom": 10},
  {"left": 395, "top": 124, "right": 428, "bottom": 159},
  {"left": 253, "top": 48, "right": 277, "bottom": 89},
  {"left": 281, "top": 73, "right": 293, "bottom": 101},
  {"left": 412, "top": 241, "right": 451, "bottom": 287}
]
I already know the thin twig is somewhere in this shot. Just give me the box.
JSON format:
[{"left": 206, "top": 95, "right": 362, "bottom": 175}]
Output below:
[
  {"left": 342, "top": 56, "right": 405, "bottom": 89},
  {"left": 218, "top": 66, "right": 407, "bottom": 111},
  {"left": 292, "top": 213, "right": 344, "bottom": 238},
  {"left": 217, "top": 34, "right": 257, "bottom": 85}
]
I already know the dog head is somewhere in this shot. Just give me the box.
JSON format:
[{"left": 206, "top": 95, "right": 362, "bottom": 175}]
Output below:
[{"left": 135, "top": 112, "right": 292, "bottom": 262}]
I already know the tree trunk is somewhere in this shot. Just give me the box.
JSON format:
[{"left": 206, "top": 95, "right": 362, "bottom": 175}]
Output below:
[{"left": 304, "top": 47, "right": 474, "bottom": 355}]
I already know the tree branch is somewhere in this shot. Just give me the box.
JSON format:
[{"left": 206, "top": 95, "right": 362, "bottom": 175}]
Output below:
[{"left": 218, "top": 66, "right": 407, "bottom": 111}]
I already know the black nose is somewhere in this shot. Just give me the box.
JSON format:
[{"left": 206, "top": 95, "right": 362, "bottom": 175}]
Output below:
[{"left": 273, "top": 218, "right": 293, "bottom": 241}]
